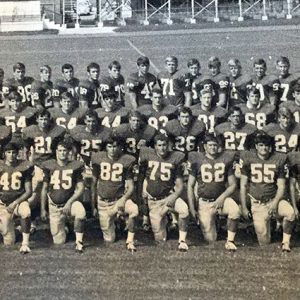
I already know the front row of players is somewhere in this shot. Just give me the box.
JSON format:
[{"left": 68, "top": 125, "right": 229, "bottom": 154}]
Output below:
[{"left": 0, "top": 130, "right": 298, "bottom": 253}]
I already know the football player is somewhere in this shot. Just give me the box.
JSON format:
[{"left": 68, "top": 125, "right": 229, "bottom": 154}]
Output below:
[
  {"left": 139, "top": 134, "right": 189, "bottom": 251},
  {"left": 78, "top": 62, "right": 100, "bottom": 109},
  {"left": 187, "top": 134, "right": 241, "bottom": 251},
  {"left": 127, "top": 56, "right": 157, "bottom": 109},
  {"left": 96, "top": 90, "right": 129, "bottom": 128},
  {"left": 191, "top": 89, "right": 227, "bottom": 133},
  {"left": 264, "top": 107, "right": 300, "bottom": 153},
  {"left": 31, "top": 65, "right": 54, "bottom": 109},
  {"left": 238, "top": 87, "right": 276, "bottom": 130},
  {"left": 280, "top": 83, "right": 300, "bottom": 123},
  {"left": 2, "top": 62, "right": 34, "bottom": 106},
  {"left": 53, "top": 63, "right": 79, "bottom": 105},
  {"left": 40, "top": 140, "right": 86, "bottom": 252},
  {"left": 165, "top": 106, "right": 206, "bottom": 154},
  {"left": 100, "top": 61, "right": 125, "bottom": 107},
  {"left": 157, "top": 56, "right": 192, "bottom": 107},
  {"left": 137, "top": 87, "right": 177, "bottom": 133},
  {"left": 0, "top": 143, "right": 33, "bottom": 253},
  {"left": 91, "top": 134, "right": 138, "bottom": 251},
  {"left": 49, "top": 91, "right": 86, "bottom": 131},
  {"left": 227, "top": 59, "right": 250, "bottom": 106},
  {"left": 240, "top": 132, "right": 295, "bottom": 251}
]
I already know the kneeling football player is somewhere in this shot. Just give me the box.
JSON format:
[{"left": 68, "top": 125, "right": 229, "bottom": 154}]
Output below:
[
  {"left": 187, "top": 134, "right": 241, "bottom": 251},
  {"left": 40, "top": 140, "right": 86, "bottom": 252},
  {"left": 0, "top": 143, "right": 33, "bottom": 253},
  {"left": 91, "top": 134, "right": 138, "bottom": 251}
]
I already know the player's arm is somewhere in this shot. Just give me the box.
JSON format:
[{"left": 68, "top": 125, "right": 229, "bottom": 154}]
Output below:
[
  {"left": 7, "top": 180, "right": 32, "bottom": 213},
  {"left": 40, "top": 181, "right": 49, "bottom": 221},
  {"left": 117, "top": 178, "right": 134, "bottom": 209},
  {"left": 268, "top": 178, "right": 286, "bottom": 215},
  {"left": 164, "top": 176, "right": 184, "bottom": 208},
  {"left": 289, "top": 176, "right": 299, "bottom": 219},
  {"left": 240, "top": 174, "right": 250, "bottom": 219},
  {"left": 187, "top": 173, "right": 197, "bottom": 220},
  {"left": 214, "top": 174, "right": 237, "bottom": 209},
  {"left": 63, "top": 180, "right": 85, "bottom": 215}
]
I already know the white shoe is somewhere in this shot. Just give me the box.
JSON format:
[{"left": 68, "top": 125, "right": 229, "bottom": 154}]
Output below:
[
  {"left": 225, "top": 240, "right": 237, "bottom": 252},
  {"left": 19, "top": 244, "right": 31, "bottom": 254},
  {"left": 282, "top": 242, "right": 291, "bottom": 252},
  {"left": 178, "top": 240, "right": 189, "bottom": 252},
  {"left": 126, "top": 241, "right": 137, "bottom": 252},
  {"left": 75, "top": 241, "right": 84, "bottom": 253}
]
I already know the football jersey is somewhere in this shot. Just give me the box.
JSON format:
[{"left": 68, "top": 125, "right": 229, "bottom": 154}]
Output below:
[
  {"left": 188, "top": 151, "right": 235, "bottom": 199},
  {"left": 238, "top": 103, "right": 276, "bottom": 130},
  {"left": 69, "top": 125, "right": 112, "bottom": 161},
  {"left": 240, "top": 151, "right": 286, "bottom": 201},
  {"left": 165, "top": 119, "right": 206, "bottom": 153},
  {"left": 288, "top": 151, "right": 300, "bottom": 180},
  {"left": 263, "top": 122, "right": 300, "bottom": 153},
  {"left": 0, "top": 160, "right": 33, "bottom": 205},
  {"left": 126, "top": 71, "right": 157, "bottom": 107},
  {"left": 48, "top": 107, "right": 86, "bottom": 130},
  {"left": 2, "top": 77, "right": 34, "bottom": 106},
  {"left": 91, "top": 152, "right": 136, "bottom": 200},
  {"left": 42, "top": 160, "right": 84, "bottom": 205},
  {"left": 52, "top": 78, "right": 79, "bottom": 100},
  {"left": 95, "top": 106, "right": 129, "bottom": 128},
  {"left": 100, "top": 75, "right": 125, "bottom": 106},
  {"left": 31, "top": 80, "right": 54, "bottom": 108},
  {"left": 139, "top": 147, "right": 185, "bottom": 198},
  {"left": 137, "top": 104, "right": 177, "bottom": 132},
  {"left": 279, "top": 101, "right": 300, "bottom": 123},
  {"left": 114, "top": 123, "right": 156, "bottom": 156},
  {"left": 0, "top": 106, "right": 36, "bottom": 134},
  {"left": 157, "top": 70, "right": 187, "bottom": 107},
  {"left": 191, "top": 105, "right": 227, "bottom": 133},
  {"left": 22, "top": 124, "right": 66, "bottom": 163},
  {"left": 0, "top": 126, "right": 12, "bottom": 153},
  {"left": 215, "top": 122, "right": 257, "bottom": 151},
  {"left": 181, "top": 72, "right": 201, "bottom": 104},
  {"left": 228, "top": 74, "right": 251, "bottom": 106},
  {"left": 193, "top": 78, "right": 219, "bottom": 105},
  {"left": 78, "top": 79, "right": 100, "bottom": 108}
]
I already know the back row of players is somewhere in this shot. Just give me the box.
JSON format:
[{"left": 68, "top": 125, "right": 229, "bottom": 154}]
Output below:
[{"left": 0, "top": 55, "right": 300, "bottom": 254}]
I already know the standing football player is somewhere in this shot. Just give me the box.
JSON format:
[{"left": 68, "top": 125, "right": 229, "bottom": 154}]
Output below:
[
  {"left": 139, "top": 134, "right": 189, "bottom": 251},
  {"left": 127, "top": 56, "right": 157, "bottom": 109},
  {"left": 40, "top": 140, "right": 86, "bottom": 252},
  {"left": 187, "top": 134, "right": 241, "bottom": 251},
  {"left": 0, "top": 143, "right": 33, "bottom": 253},
  {"left": 240, "top": 132, "right": 295, "bottom": 251},
  {"left": 280, "top": 83, "right": 300, "bottom": 123},
  {"left": 91, "top": 134, "right": 138, "bottom": 251}
]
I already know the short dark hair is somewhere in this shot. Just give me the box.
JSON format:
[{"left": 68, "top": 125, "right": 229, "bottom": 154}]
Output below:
[
  {"left": 108, "top": 60, "right": 121, "bottom": 70},
  {"left": 178, "top": 106, "right": 192, "bottom": 117},
  {"left": 85, "top": 109, "right": 99, "bottom": 120},
  {"left": 228, "top": 105, "right": 243, "bottom": 116},
  {"left": 40, "top": 65, "right": 51, "bottom": 73},
  {"left": 106, "top": 133, "right": 124, "bottom": 147},
  {"left": 187, "top": 58, "right": 200, "bottom": 68},
  {"left": 165, "top": 56, "right": 178, "bottom": 65},
  {"left": 276, "top": 56, "right": 290, "bottom": 67},
  {"left": 293, "top": 83, "right": 300, "bottom": 93},
  {"left": 129, "top": 110, "right": 143, "bottom": 121},
  {"left": 57, "top": 139, "right": 73, "bottom": 151},
  {"left": 62, "top": 63, "right": 74, "bottom": 73},
  {"left": 254, "top": 131, "right": 273, "bottom": 146},
  {"left": 203, "top": 133, "right": 220, "bottom": 145},
  {"left": 208, "top": 56, "right": 221, "bottom": 68},
  {"left": 137, "top": 56, "right": 150, "bottom": 66},
  {"left": 247, "top": 86, "right": 260, "bottom": 97},
  {"left": 151, "top": 87, "right": 163, "bottom": 96},
  {"left": 253, "top": 58, "right": 266, "bottom": 68},
  {"left": 87, "top": 62, "right": 100, "bottom": 72},
  {"left": 37, "top": 109, "right": 51, "bottom": 119},
  {"left": 102, "top": 90, "right": 117, "bottom": 100},
  {"left": 13, "top": 62, "right": 25, "bottom": 72},
  {"left": 61, "top": 91, "right": 74, "bottom": 101},
  {"left": 3, "top": 142, "right": 19, "bottom": 152},
  {"left": 154, "top": 133, "right": 169, "bottom": 145}
]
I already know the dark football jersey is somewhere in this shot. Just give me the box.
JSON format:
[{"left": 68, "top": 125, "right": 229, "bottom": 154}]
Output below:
[
  {"left": 191, "top": 105, "right": 227, "bottom": 133},
  {"left": 95, "top": 106, "right": 129, "bottom": 128},
  {"left": 100, "top": 75, "right": 125, "bottom": 106},
  {"left": 279, "top": 101, "right": 300, "bottom": 123},
  {"left": 288, "top": 151, "right": 300, "bottom": 180},
  {"left": 0, "top": 107, "right": 36, "bottom": 134},
  {"left": 52, "top": 78, "right": 79, "bottom": 100},
  {"left": 91, "top": 152, "right": 136, "bottom": 200},
  {"left": 138, "top": 104, "right": 177, "bottom": 132},
  {"left": 0, "top": 126, "right": 12, "bottom": 153},
  {"left": 192, "top": 77, "right": 219, "bottom": 105},
  {"left": 0, "top": 160, "right": 33, "bottom": 205},
  {"left": 238, "top": 103, "right": 276, "bottom": 130},
  {"left": 263, "top": 122, "right": 300, "bottom": 153},
  {"left": 272, "top": 73, "right": 299, "bottom": 103},
  {"left": 127, "top": 71, "right": 157, "bottom": 107},
  {"left": 31, "top": 80, "right": 54, "bottom": 108},
  {"left": 165, "top": 119, "right": 206, "bottom": 153},
  {"left": 2, "top": 77, "right": 34, "bottom": 106},
  {"left": 157, "top": 70, "right": 187, "bottom": 107},
  {"left": 181, "top": 72, "right": 199, "bottom": 103},
  {"left": 139, "top": 147, "right": 185, "bottom": 198},
  {"left": 115, "top": 123, "right": 156, "bottom": 156},
  {"left": 48, "top": 107, "right": 86, "bottom": 130},
  {"left": 188, "top": 151, "right": 235, "bottom": 199},
  {"left": 22, "top": 124, "right": 66, "bottom": 163},
  {"left": 69, "top": 125, "right": 112, "bottom": 161},
  {"left": 240, "top": 151, "right": 286, "bottom": 201},
  {"left": 228, "top": 74, "right": 251, "bottom": 106},
  {"left": 78, "top": 79, "right": 100, "bottom": 108},
  {"left": 215, "top": 122, "right": 257, "bottom": 151},
  {"left": 42, "top": 160, "right": 84, "bottom": 205}
]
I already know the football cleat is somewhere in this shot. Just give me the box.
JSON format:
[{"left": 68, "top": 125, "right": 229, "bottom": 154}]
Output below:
[
  {"left": 126, "top": 242, "right": 137, "bottom": 252},
  {"left": 178, "top": 240, "right": 189, "bottom": 252},
  {"left": 19, "top": 244, "right": 31, "bottom": 254},
  {"left": 75, "top": 241, "right": 84, "bottom": 253},
  {"left": 225, "top": 240, "right": 237, "bottom": 252},
  {"left": 281, "top": 242, "right": 291, "bottom": 253}
]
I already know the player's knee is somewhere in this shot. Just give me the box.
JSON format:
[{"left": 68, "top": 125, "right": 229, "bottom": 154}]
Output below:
[
  {"left": 71, "top": 202, "right": 86, "bottom": 219},
  {"left": 19, "top": 202, "right": 31, "bottom": 219},
  {"left": 176, "top": 201, "right": 189, "bottom": 219},
  {"left": 228, "top": 206, "right": 241, "bottom": 220},
  {"left": 103, "top": 230, "right": 116, "bottom": 243},
  {"left": 53, "top": 231, "right": 67, "bottom": 245},
  {"left": 127, "top": 203, "right": 139, "bottom": 218}
]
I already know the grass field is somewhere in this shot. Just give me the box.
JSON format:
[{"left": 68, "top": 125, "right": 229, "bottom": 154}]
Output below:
[{"left": 0, "top": 28, "right": 300, "bottom": 299}]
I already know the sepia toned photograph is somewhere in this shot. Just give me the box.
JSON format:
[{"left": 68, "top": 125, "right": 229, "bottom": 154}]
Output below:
[{"left": 0, "top": 0, "right": 299, "bottom": 299}]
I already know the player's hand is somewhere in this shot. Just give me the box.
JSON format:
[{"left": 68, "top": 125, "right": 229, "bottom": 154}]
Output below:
[
  {"left": 213, "top": 197, "right": 225, "bottom": 210},
  {"left": 7, "top": 202, "right": 17, "bottom": 214},
  {"left": 242, "top": 207, "right": 250, "bottom": 220},
  {"left": 63, "top": 203, "right": 72, "bottom": 216},
  {"left": 41, "top": 209, "right": 48, "bottom": 222},
  {"left": 116, "top": 198, "right": 126, "bottom": 212},
  {"left": 268, "top": 200, "right": 278, "bottom": 217}
]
